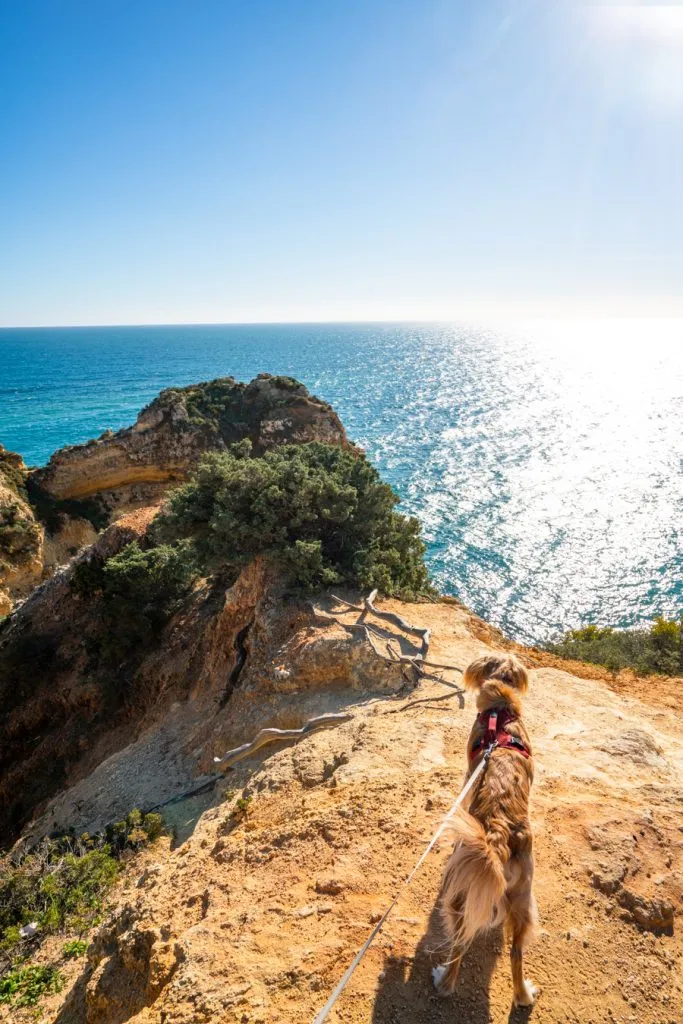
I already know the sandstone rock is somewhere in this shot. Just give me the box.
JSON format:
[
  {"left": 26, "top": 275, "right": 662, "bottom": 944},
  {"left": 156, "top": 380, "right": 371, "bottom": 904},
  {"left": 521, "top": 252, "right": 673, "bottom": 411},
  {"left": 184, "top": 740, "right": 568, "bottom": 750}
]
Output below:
[
  {"left": 31, "top": 375, "right": 350, "bottom": 510},
  {"left": 599, "top": 729, "right": 665, "bottom": 766},
  {"left": 315, "top": 877, "right": 345, "bottom": 895},
  {"left": 0, "top": 445, "right": 43, "bottom": 613},
  {"left": 618, "top": 888, "right": 675, "bottom": 934}
]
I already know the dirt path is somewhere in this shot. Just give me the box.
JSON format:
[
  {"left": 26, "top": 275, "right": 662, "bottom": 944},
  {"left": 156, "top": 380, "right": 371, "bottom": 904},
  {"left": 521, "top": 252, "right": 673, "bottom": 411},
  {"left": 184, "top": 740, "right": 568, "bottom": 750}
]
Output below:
[{"left": 11, "top": 600, "right": 683, "bottom": 1024}]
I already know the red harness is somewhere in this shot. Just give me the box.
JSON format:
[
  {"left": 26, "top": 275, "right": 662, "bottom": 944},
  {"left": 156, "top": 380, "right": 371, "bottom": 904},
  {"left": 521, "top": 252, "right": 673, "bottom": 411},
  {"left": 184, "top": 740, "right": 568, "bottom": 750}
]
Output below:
[{"left": 469, "top": 706, "right": 531, "bottom": 761}]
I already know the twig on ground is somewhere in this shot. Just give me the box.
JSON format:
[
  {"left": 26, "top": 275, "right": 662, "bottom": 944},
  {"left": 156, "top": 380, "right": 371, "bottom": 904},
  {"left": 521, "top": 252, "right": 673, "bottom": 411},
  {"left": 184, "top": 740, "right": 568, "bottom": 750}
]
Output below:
[
  {"left": 385, "top": 690, "right": 465, "bottom": 714},
  {"left": 313, "top": 595, "right": 463, "bottom": 679},
  {"left": 214, "top": 713, "right": 353, "bottom": 770}
]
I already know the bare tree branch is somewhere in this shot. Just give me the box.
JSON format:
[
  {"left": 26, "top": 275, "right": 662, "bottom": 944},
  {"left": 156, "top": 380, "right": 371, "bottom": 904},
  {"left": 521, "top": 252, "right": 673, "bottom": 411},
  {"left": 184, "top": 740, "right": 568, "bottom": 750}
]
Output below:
[{"left": 214, "top": 713, "right": 353, "bottom": 770}]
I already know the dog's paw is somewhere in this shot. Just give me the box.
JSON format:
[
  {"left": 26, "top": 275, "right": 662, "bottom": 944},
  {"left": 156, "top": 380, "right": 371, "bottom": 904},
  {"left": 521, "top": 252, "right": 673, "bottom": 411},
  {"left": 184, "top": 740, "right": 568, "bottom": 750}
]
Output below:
[
  {"left": 432, "top": 964, "right": 457, "bottom": 997},
  {"left": 513, "top": 979, "right": 538, "bottom": 1007},
  {"left": 432, "top": 964, "right": 447, "bottom": 991}
]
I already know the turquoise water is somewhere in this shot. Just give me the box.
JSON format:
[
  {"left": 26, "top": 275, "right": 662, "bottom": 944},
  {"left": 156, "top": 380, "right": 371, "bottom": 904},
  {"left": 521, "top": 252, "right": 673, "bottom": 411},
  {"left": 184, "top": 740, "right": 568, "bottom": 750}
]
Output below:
[{"left": 2, "top": 320, "right": 682, "bottom": 644}]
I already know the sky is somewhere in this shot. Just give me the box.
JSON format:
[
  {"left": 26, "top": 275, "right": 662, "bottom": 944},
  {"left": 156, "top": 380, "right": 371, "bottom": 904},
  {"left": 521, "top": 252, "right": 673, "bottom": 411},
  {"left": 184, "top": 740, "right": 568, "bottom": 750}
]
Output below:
[{"left": 0, "top": 0, "right": 682, "bottom": 326}]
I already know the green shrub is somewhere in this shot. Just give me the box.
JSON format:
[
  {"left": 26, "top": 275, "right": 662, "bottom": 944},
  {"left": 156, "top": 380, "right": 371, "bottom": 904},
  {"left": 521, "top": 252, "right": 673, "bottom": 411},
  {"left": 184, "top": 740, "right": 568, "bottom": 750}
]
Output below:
[
  {"left": 544, "top": 617, "right": 683, "bottom": 676},
  {"left": 71, "top": 541, "right": 197, "bottom": 666},
  {"left": 61, "top": 939, "right": 88, "bottom": 959},
  {"left": 104, "top": 809, "right": 165, "bottom": 855},
  {"left": 153, "top": 441, "right": 430, "bottom": 597},
  {"left": 0, "top": 811, "right": 164, "bottom": 953},
  {"left": 231, "top": 796, "right": 252, "bottom": 822},
  {"left": 0, "top": 846, "right": 118, "bottom": 941},
  {"left": 0, "top": 500, "right": 42, "bottom": 560},
  {"left": 0, "top": 964, "right": 64, "bottom": 1007}
]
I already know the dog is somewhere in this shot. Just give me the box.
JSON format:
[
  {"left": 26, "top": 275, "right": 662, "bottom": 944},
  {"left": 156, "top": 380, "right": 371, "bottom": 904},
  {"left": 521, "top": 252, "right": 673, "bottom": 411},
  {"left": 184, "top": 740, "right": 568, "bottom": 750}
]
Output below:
[{"left": 432, "top": 653, "right": 538, "bottom": 1008}]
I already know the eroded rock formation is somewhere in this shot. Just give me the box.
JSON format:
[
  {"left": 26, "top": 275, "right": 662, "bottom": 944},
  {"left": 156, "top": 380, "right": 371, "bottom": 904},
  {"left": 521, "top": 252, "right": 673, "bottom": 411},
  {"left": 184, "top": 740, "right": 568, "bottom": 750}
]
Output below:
[
  {"left": 31, "top": 375, "right": 349, "bottom": 510},
  {"left": 0, "top": 446, "right": 43, "bottom": 616},
  {"left": 0, "top": 375, "right": 349, "bottom": 615}
]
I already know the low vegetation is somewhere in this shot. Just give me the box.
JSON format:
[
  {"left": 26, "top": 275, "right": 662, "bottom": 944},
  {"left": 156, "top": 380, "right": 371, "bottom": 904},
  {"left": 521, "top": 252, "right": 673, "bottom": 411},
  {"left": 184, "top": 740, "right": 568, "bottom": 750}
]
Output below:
[
  {"left": 0, "top": 963, "right": 65, "bottom": 1008},
  {"left": 156, "top": 375, "right": 305, "bottom": 444},
  {"left": 544, "top": 618, "right": 683, "bottom": 676},
  {"left": 61, "top": 939, "right": 88, "bottom": 959},
  {"left": 0, "top": 809, "right": 165, "bottom": 1008},
  {"left": 71, "top": 540, "right": 197, "bottom": 667},
  {"left": 153, "top": 440, "right": 430, "bottom": 597}
]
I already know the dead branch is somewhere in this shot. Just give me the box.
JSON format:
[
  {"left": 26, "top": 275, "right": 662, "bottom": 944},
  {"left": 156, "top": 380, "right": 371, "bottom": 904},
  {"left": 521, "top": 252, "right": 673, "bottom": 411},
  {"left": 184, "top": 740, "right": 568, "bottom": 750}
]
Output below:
[
  {"left": 213, "top": 713, "right": 353, "bottom": 770},
  {"left": 313, "top": 603, "right": 461, "bottom": 677},
  {"left": 331, "top": 590, "right": 431, "bottom": 660}
]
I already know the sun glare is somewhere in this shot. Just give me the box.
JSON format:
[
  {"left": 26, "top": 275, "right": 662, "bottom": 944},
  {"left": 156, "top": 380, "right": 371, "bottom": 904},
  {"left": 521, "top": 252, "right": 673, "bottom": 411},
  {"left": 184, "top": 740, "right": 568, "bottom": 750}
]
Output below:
[{"left": 583, "top": 2, "right": 683, "bottom": 111}]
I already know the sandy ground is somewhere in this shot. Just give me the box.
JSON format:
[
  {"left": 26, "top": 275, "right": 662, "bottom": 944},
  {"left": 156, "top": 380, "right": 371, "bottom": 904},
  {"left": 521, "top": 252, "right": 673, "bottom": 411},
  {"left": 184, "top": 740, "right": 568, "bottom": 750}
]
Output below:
[{"left": 6, "top": 599, "right": 683, "bottom": 1024}]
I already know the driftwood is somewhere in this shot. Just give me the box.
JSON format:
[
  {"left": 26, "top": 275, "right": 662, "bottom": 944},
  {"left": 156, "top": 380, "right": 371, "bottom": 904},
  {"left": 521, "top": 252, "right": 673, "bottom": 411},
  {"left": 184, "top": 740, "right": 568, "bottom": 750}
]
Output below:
[
  {"left": 214, "top": 713, "right": 353, "bottom": 770},
  {"left": 313, "top": 592, "right": 463, "bottom": 683},
  {"left": 331, "top": 589, "right": 431, "bottom": 660}
]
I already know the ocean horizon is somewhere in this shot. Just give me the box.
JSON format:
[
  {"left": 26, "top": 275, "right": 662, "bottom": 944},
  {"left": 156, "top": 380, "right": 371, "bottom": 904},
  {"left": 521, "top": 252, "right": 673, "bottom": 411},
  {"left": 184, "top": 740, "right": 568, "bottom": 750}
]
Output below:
[{"left": 2, "top": 318, "right": 682, "bottom": 645}]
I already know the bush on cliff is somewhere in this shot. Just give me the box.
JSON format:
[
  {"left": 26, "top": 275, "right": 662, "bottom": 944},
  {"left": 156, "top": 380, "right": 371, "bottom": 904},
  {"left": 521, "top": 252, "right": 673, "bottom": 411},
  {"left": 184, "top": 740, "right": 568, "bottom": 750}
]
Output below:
[
  {"left": 153, "top": 441, "right": 430, "bottom": 597},
  {"left": 544, "top": 617, "right": 683, "bottom": 676},
  {"left": 0, "top": 845, "right": 118, "bottom": 947},
  {"left": 71, "top": 541, "right": 197, "bottom": 665},
  {"left": 0, "top": 812, "right": 164, "bottom": 960}
]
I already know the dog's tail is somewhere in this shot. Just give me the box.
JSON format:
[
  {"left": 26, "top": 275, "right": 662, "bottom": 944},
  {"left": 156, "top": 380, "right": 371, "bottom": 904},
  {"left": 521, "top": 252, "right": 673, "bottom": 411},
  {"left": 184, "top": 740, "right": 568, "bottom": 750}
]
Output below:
[{"left": 440, "top": 807, "right": 508, "bottom": 945}]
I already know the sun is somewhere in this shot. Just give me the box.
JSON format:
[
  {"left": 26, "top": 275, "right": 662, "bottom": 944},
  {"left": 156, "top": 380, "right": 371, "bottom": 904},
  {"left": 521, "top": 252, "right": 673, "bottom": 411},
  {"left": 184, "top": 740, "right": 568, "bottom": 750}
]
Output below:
[{"left": 583, "top": 2, "right": 683, "bottom": 112}]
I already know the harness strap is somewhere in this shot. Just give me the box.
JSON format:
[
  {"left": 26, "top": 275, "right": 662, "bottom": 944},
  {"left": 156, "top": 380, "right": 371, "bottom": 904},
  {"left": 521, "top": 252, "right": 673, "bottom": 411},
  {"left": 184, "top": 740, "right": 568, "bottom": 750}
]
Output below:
[{"left": 470, "top": 707, "right": 531, "bottom": 760}]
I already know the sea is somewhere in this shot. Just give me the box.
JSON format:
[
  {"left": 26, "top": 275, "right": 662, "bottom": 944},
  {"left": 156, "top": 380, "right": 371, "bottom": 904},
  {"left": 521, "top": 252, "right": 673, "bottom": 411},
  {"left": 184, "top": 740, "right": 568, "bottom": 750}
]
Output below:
[{"left": 1, "top": 319, "right": 682, "bottom": 645}]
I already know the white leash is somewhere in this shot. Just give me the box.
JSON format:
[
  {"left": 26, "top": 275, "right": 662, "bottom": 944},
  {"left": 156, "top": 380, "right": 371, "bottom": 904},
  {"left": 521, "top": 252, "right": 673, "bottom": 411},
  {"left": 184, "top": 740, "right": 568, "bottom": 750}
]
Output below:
[{"left": 312, "top": 746, "right": 494, "bottom": 1024}]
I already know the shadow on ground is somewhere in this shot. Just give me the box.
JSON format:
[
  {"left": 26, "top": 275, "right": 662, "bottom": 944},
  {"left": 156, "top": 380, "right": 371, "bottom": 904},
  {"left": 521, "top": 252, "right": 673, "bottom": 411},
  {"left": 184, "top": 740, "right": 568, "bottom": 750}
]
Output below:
[{"left": 371, "top": 902, "right": 514, "bottom": 1024}]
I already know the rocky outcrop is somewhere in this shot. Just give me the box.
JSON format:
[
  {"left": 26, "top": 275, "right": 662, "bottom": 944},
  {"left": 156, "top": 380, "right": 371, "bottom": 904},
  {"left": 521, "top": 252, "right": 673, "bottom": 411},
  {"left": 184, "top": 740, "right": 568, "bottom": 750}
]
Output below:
[
  {"left": 10, "top": 599, "right": 683, "bottom": 1024},
  {"left": 1, "top": 376, "right": 349, "bottom": 615},
  {"left": 0, "top": 508, "right": 160, "bottom": 836},
  {"left": 30, "top": 375, "right": 349, "bottom": 512},
  {"left": 0, "top": 511, "right": 407, "bottom": 843},
  {"left": 0, "top": 446, "right": 43, "bottom": 616}
]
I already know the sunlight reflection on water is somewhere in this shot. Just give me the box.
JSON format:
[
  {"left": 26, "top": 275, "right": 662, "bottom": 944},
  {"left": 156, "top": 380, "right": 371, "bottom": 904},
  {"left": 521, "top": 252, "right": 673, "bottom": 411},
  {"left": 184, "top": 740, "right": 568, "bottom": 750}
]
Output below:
[{"left": 1, "top": 318, "right": 682, "bottom": 643}]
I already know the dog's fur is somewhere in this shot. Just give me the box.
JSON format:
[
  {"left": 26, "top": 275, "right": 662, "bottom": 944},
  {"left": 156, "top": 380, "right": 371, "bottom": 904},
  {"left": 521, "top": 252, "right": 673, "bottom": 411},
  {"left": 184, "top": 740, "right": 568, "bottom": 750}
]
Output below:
[{"left": 432, "top": 653, "right": 538, "bottom": 1007}]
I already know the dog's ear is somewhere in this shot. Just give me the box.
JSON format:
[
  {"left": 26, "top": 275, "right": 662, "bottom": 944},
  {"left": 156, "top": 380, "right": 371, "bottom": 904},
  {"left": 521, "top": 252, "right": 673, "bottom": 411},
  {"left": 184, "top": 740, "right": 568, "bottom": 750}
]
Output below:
[
  {"left": 464, "top": 655, "right": 506, "bottom": 691},
  {"left": 497, "top": 655, "right": 529, "bottom": 694},
  {"left": 464, "top": 654, "right": 529, "bottom": 694}
]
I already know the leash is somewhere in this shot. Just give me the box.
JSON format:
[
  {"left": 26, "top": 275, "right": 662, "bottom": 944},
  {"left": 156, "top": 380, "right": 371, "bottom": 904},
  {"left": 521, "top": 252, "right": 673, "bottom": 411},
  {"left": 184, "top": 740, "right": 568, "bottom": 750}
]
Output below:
[{"left": 312, "top": 744, "right": 495, "bottom": 1024}]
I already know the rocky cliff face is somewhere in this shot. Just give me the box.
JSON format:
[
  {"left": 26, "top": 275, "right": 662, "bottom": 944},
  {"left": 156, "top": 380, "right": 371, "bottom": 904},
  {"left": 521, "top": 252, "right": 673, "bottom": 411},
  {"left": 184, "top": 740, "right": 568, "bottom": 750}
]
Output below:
[
  {"left": 3, "top": 598, "right": 682, "bottom": 1024},
  {"left": 0, "top": 375, "right": 348, "bottom": 615},
  {"left": 0, "top": 512, "right": 404, "bottom": 844},
  {"left": 0, "top": 447, "right": 43, "bottom": 616},
  {"left": 30, "top": 374, "right": 349, "bottom": 510}
]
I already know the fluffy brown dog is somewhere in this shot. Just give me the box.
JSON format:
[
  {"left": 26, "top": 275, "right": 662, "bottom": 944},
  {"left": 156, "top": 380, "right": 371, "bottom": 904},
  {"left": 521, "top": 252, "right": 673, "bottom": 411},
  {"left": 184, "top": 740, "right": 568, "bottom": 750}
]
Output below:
[{"left": 432, "top": 653, "right": 538, "bottom": 1007}]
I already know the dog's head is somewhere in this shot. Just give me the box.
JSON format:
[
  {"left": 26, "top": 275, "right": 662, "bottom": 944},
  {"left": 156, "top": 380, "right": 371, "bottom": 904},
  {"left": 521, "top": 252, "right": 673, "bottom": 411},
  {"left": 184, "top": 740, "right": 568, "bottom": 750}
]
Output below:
[{"left": 464, "top": 653, "right": 528, "bottom": 714}]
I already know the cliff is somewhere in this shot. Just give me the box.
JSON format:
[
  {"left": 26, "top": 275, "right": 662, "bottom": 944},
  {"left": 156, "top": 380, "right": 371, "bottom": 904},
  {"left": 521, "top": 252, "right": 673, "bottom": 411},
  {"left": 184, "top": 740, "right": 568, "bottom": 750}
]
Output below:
[
  {"left": 0, "top": 446, "right": 43, "bottom": 616},
  {"left": 2, "top": 597, "right": 682, "bottom": 1024},
  {"left": 0, "top": 375, "right": 349, "bottom": 614},
  {"left": 30, "top": 374, "right": 349, "bottom": 510}
]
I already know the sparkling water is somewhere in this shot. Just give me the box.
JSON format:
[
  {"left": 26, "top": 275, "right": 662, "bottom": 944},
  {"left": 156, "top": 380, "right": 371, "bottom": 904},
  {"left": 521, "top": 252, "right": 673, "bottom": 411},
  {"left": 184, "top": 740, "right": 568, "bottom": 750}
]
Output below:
[{"left": 1, "top": 319, "right": 682, "bottom": 643}]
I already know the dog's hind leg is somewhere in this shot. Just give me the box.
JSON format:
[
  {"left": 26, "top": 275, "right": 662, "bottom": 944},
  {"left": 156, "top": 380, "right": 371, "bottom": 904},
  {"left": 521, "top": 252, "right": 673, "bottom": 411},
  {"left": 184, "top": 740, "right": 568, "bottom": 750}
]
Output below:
[
  {"left": 433, "top": 900, "right": 468, "bottom": 996},
  {"left": 506, "top": 857, "right": 538, "bottom": 1007},
  {"left": 432, "top": 942, "right": 466, "bottom": 996}
]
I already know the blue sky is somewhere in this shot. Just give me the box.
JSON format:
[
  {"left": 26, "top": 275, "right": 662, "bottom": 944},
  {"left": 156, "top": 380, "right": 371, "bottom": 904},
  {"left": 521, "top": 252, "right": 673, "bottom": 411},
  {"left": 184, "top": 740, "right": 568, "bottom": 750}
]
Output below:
[{"left": 1, "top": 0, "right": 681, "bottom": 325}]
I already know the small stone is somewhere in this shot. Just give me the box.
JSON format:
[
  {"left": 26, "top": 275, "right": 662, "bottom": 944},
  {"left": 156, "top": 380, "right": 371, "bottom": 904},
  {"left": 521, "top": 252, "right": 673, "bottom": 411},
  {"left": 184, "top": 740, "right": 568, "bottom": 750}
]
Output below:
[{"left": 315, "top": 877, "right": 344, "bottom": 896}]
